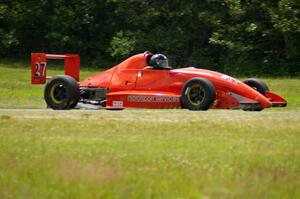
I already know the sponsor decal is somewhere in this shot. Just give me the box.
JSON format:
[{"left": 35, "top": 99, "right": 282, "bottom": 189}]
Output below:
[
  {"left": 220, "top": 75, "right": 240, "bottom": 85},
  {"left": 128, "top": 95, "right": 179, "bottom": 103},
  {"left": 112, "top": 101, "right": 123, "bottom": 108}
]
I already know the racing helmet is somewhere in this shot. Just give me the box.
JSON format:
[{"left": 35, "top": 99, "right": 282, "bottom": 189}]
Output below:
[{"left": 149, "top": 54, "right": 170, "bottom": 69}]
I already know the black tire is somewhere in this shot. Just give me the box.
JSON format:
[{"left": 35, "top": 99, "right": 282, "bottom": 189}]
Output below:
[
  {"left": 181, "top": 78, "right": 216, "bottom": 110},
  {"left": 69, "top": 98, "right": 80, "bottom": 109},
  {"left": 243, "top": 78, "right": 269, "bottom": 95},
  {"left": 243, "top": 78, "right": 269, "bottom": 111},
  {"left": 44, "top": 75, "right": 80, "bottom": 110}
]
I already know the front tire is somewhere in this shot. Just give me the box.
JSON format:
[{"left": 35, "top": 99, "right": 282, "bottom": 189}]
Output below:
[
  {"left": 243, "top": 78, "right": 269, "bottom": 111},
  {"left": 44, "top": 75, "right": 80, "bottom": 110},
  {"left": 181, "top": 78, "right": 216, "bottom": 110},
  {"left": 243, "top": 78, "right": 269, "bottom": 95}
]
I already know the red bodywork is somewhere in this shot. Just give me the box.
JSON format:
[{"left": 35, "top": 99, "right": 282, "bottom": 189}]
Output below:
[{"left": 31, "top": 52, "right": 287, "bottom": 110}]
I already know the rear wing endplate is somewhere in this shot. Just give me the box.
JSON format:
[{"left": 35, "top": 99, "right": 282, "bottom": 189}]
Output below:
[{"left": 31, "top": 53, "right": 80, "bottom": 84}]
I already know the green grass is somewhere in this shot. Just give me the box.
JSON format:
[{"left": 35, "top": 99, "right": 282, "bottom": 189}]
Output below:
[
  {"left": 0, "top": 60, "right": 300, "bottom": 198},
  {"left": 1, "top": 110, "right": 300, "bottom": 198}
]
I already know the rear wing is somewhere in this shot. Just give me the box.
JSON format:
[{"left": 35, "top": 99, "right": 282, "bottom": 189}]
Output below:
[{"left": 31, "top": 53, "right": 80, "bottom": 84}]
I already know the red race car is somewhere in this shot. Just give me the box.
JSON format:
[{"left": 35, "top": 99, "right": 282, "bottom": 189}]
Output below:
[{"left": 31, "top": 52, "right": 287, "bottom": 111}]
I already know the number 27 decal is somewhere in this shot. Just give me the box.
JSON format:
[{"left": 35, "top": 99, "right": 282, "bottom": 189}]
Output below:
[{"left": 34, "top": 62, "right": 47, "bottom": 79}]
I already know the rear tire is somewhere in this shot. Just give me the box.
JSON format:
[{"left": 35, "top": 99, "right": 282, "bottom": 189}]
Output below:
[
  {"left": 44, "top": 75, "right": 80, "bottom": 110},
  {"left": 181, "top": 78, "right": 216, "bottom": 110}
]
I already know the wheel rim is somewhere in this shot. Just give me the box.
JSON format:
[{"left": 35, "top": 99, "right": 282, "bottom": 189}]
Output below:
[
  {"left": 50, "top": 83, "right": 67, "bottom": 104},
  {"left": 186, "top": 84, "right": 205, "bottom": 106}
]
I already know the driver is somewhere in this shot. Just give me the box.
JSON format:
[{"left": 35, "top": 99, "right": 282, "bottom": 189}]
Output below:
[{"left": 147, "top": 54, "right": 171, "bottom": 69}]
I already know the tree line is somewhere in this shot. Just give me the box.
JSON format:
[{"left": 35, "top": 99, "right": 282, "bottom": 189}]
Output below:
[{"left": 0, "top": 0, "right": 299, "bottom": 76}]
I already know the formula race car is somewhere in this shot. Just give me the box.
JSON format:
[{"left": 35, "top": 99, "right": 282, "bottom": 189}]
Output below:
[{"left": 31, "top": 52, "right": 287, "bottom": 111}]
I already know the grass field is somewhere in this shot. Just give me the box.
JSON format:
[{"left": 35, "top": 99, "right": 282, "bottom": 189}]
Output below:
[{"left": 0, "top": 60, "right": 300, "bottom": 198}]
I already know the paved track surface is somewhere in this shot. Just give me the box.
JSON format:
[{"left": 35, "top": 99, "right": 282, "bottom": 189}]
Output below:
[
  {"left": 0, "top": 109, "right": 52, "bottom": 112},
  {"left": 0, "top": 103, "right": 103, "bottom": 112},
  {"left": 1, "top": 107, "right": 299, "bottom": 123}
]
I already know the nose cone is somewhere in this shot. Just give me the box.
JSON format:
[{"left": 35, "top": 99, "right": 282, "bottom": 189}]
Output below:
[
  {"left": 238, "top": 83, "right": 272, "bottom": 108},
  {"left": 255, "top": 93, "right": 272, "bottom": 108},
  {"left": 224, "top": 80, "right": 272, "bottom": 108}
]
